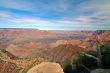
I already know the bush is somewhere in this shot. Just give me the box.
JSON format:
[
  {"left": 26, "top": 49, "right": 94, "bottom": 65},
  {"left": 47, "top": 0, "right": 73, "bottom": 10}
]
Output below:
[
  {"left": 63, "top": 41, "right": 110, "bottom": 73},
  {"left": 101, "top": 41, "right": 110, "bottom": 68}
]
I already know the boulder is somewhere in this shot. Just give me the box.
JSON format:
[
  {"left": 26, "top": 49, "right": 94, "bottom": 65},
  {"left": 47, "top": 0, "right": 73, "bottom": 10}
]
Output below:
[
  {"left": 27, "top": 62, "right": 64, "bottom": 73},
  {"left": 91, "top": 69, "right": 110, "bottom": 73}
]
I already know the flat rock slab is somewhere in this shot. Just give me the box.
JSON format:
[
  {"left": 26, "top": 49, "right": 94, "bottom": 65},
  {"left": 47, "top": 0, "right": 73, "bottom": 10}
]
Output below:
[
  {"left": 27, "top": 62, "right": 64, "bottom": 73},
  {"left": 91, "top": 69, "right": 110, "bottom": 73}
]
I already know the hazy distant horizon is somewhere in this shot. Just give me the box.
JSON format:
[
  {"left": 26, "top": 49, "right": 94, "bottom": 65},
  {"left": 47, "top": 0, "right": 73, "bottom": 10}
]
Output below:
[{"left": 0, "top": 27, "right": 110, "bottom": 31}]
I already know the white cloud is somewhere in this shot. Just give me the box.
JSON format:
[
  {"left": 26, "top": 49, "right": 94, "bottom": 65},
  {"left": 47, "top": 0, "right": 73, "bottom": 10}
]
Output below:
[
  {"left": 0, "top": 11, "right": 105, "bottom": 28},
  {"left": 0, "top": 0, "right": 35, "bottom": 11},
  {"left": 0, "top": 0, "right": 71, "bottom": 13},
  {"left": 0, "top": 11, "right": 11, "bottom": 18},
  {"left": 75, "top": 16, "right": 93, "bottom": 22},
  {"left": 0, "top": 0, "right": 110, "bottom": 30},
  {"left": 76, "top": 0, "right": 110, "bottom": 29}
]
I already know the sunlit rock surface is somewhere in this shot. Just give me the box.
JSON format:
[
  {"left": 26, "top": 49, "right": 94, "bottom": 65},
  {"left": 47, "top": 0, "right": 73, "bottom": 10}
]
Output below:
[{"left": 27, "top": 62, "right": 64, "bottom": 73}]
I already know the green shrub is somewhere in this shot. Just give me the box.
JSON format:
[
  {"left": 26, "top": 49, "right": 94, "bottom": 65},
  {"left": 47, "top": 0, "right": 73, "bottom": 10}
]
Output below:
[{"left": 63, "top": 41, "right": 110, "bottom": 73}]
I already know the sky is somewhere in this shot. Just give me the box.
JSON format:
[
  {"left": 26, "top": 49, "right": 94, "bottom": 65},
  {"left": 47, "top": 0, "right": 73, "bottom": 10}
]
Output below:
[{"left": 0, "top": 0, "right": 110, "bottom": 30}]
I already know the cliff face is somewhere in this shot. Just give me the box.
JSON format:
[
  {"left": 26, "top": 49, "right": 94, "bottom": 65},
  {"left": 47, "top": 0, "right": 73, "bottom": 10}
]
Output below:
[
  {"left": 0, "top": 50, "right": 21, "bottom": 73},
  {"left": 45, "top": 31, "right": 110, "bottom": 62},
  {"left": 46, "top": 44, "right": 84, "bottom": 62},
  {"left": 0, "top": 29, "right": 110, "bottom": 62},
  {"left": 97, "top": 31, "right": 110, "bottom": 44}
]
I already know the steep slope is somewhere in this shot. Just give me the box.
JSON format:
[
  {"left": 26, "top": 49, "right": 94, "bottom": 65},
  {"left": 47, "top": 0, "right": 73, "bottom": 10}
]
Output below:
[
  {"left": 0, "top": 49, "right": 22, "bottom": 73},
  {"left": 46, "top": 44, "right": 84, "bottom": 62},
  {"left": 0, "top": 49, "right": 18, "bottom": 60}
]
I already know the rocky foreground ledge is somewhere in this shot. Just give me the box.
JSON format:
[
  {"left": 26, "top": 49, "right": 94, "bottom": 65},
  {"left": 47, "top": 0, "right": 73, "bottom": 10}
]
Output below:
[
  {"left": 27, "top": 62, "right": 64, "bottom": 73},
  {"left": 91, "top": 69, "right": 110, "bottom": 73}
]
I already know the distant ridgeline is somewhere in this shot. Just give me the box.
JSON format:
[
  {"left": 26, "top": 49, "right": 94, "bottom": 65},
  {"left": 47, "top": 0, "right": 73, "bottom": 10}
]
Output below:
[{"left": 92, "top": 30, "right": 105, "bottom": 35}]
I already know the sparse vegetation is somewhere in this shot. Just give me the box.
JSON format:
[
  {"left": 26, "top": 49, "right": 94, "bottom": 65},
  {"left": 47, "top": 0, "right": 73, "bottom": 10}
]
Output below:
[{"left": 63, "top": 41, "right": 110, "bottom": 73}]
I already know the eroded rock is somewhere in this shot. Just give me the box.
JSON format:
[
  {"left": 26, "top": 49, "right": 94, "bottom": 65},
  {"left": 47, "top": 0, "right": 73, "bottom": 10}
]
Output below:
[
  {"left": 91, "top": 69, "right": 110, "bottom": 73},
  {"left": 27, "top": 62, "right": 64, "bottom": 73}
]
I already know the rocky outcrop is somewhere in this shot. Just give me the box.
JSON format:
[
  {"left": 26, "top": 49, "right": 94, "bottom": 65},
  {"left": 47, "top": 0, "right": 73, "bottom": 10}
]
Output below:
[
  {"left": 91, "top": 69, "right": 110, "bottom": 73},
  {"left": 47, "top": 44, "right": 84, "bottom": 62},
  {"left": 27, "top": 62, "right": 64, "bottom": 73},
  {"left": 0, "top": 59, "right": 21, "bottom": 73}
]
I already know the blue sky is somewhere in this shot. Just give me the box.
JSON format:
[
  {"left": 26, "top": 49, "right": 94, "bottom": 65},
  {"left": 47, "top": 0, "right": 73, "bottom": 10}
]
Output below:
[{"left": 0, "top": 0, "right": 110, "bottom": 30}]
